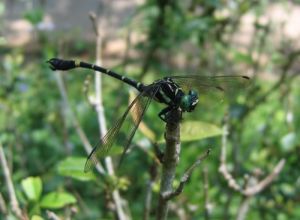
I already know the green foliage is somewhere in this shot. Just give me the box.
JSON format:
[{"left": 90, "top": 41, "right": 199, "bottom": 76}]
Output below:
[
  {"left": 57, "top": 157, "right": 96, "bottom": 181},
  {"left": 31, "top": 215, "right": 44, "bottom": 220},
  {"left": 18, "top": 176, "right": 77, "bottom": 216},
  {"left": 40, "top": 192, "right": 76, "bottom": 209},
  {"left": 180, "top": 121, "right": 222, "bottom": 141},
  {"left": 157, "top": 121, "right": 222, "bottom": 143},
  {"left": 21, "top": 177, "right": 42, "bottom": 202},
  {"left": 23, "top": 9, "right": 44, "bottom": 25}
]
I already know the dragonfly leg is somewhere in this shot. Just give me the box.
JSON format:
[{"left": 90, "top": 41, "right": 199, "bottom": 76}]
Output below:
[{"left": 158, "top": 106, "right": 173, "bottom": 122}]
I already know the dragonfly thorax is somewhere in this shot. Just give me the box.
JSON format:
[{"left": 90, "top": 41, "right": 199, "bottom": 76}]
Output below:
[
  {"left": 179, "top": 90, "right": 199, "bottom": 112},
  {"left": 153, "top": 78, "right": 184, "bottom": 106},
  {"left": 153, "top": 77, "right": 199, "bottom": 112}
]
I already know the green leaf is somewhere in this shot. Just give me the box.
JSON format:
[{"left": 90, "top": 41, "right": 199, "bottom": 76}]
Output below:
[
  {"left": 57, "top": 157, "right": 96, "bottom": 181},
  {"left": 180, "top": 121, "right": 222, "bottom": 141},
  {"left": 31, "top": 215, "right": 44, "bottom": 220},
  {"left": 40, "top": 192, "right": 76, "bottom": 209},
  {"left": 21, "top": 177, "right": 42, "bottom": 202},
  {"left": 158, "top": 121, "right": 222, "bottom": 143}
]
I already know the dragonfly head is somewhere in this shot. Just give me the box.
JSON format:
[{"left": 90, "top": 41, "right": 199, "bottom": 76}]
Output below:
[{"left": 180, "top": 90, "right": 199, "bottom": 112}]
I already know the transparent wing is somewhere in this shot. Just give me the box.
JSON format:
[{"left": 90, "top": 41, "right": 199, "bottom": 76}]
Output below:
[
  {"left": 170, "top": 75, "right": 250, "bottom": 105},
  {"left": 84, "top": 85, "right": 160, "bottom": 172},
  {"left": 170, "top": 75, "right": 250, "bottom": 93}
]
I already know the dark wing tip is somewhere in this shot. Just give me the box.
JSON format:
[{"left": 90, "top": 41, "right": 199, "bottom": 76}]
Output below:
[
  {"left": 216, "top": 86, "right": 225, "bottom": 91},
  {"left": 83, "top": 163, "right": 91, "bottom": 173},
  {"left": 84, "top": 157, "right": 95, "bottom": 173},
  {"left": 242, "top": 76, "right": 250, "bottom": 80}
]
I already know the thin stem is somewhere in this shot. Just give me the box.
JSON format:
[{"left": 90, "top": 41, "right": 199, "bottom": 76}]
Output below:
[
  {"left": 89, "top": 12, "right": 128, "bottom": 220},
  {"left": 0, "top": 143, "right": 23, "bottom": 219}
]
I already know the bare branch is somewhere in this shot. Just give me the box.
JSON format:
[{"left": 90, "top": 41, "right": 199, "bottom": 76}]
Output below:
[
  {"left": 219, "top": 121, "right": 242, "bottom": 192},
  {"left": 0, "top": 192, "right": 7, "bottom": 215},
  {"left": 243, "top": 159, "right": 285, "bottom": 196},
  {"left": 46, "top": 210, "right": 61, "bottom": 220},
  {"left": 0, "top": 144, "right": 23, "bottom": 219}
]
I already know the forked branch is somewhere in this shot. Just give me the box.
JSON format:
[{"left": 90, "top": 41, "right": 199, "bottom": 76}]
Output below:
[{"left": 219, "top": 121, "right": 285, "bottom": 196}]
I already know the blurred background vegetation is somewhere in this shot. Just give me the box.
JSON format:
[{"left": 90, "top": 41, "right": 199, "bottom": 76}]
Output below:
[{"left": 1, "top": 0, "right": 300, "bottom": 219}]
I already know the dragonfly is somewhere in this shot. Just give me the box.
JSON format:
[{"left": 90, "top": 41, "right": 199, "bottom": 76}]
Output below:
[{"left": 47, "top": 58, "right": 250, "bottom": 172}]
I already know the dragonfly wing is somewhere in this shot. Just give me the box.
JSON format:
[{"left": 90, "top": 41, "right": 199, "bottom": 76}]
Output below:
[
  {"left": 170, "top": 75, "right": 250, "bottom": 94},
  {"left": 170, "top": 75, "right": 250, "bottom": 105},
  {"left": 118, "top": 85, "right": 161, "bottom": 165},
  {"left": 84, "top": 85, "right": 160, "bottom": 172}
]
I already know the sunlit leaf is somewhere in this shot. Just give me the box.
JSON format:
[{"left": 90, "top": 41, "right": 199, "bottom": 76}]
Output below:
[
  {"left": 158, "top": 121, "right": 222, "bottom": 143},
  {"left": 57, "top": 157, "right": 96, "bottom": 181},
  {"left": 21, "top": 176, "right": 42, "bottom": 202},
  {"left": 31, "top": 215, "right": 44, "bottom": 220},
  {"left": 40, "top": 192, "right": 76, "bottom": 209},
  {"left": 180, "top": 121, "right": 222, "bottom": 141}
]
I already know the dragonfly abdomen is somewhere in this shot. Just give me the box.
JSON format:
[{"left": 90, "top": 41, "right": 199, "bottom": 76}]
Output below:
[
  {"left": 46, "top": 58, "right": 144, "bottom": 92},
  {"left": 79, "top": 61, "right": 144, "bottom": 92}
]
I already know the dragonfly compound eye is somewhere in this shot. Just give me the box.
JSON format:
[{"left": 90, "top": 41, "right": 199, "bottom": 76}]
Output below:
[
  {"left": 180, "top": 95, "right": 190, "bottom": 111},
  {"left": 180, "top": 90, "right": 198, "bottom": 112},
  {"left": 188, "top": 90, "right": 199, "bottom": 112}
]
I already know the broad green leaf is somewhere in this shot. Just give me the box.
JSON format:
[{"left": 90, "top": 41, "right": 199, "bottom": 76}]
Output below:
[
  {"left": 181, "top": 121, "right": 222, "bottom": 141},
  {"left": 40, "top": 192, "right": 76, "bottom": 209},
  {"left": 159, "top": 121, "right": 222, "bottom": 143},
  {"left": 31, "top": 215, "right": 44, "bottom": 220},
  {"left": 57, "top": 157, "right": 96, "bottom": 181},
  {"left": 21, "top": 177, "right": 42, "bottom": 202}
]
